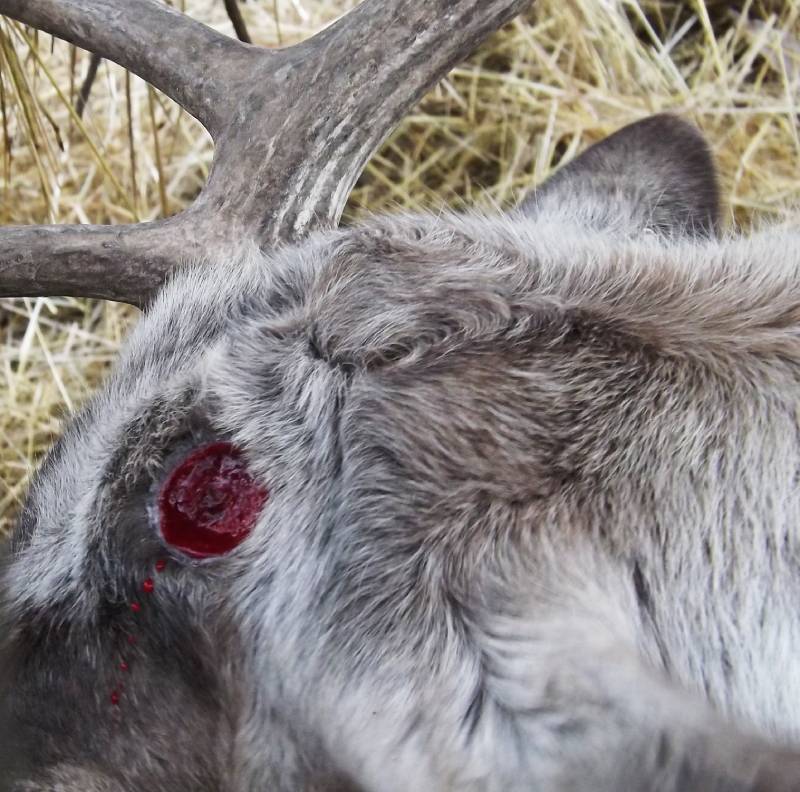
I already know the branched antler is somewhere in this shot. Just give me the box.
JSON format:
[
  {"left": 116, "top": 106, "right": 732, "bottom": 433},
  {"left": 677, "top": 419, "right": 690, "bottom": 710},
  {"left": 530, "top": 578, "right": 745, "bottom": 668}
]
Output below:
[{"left": 0, "top": 0, "right": 531, "bottom": 306}]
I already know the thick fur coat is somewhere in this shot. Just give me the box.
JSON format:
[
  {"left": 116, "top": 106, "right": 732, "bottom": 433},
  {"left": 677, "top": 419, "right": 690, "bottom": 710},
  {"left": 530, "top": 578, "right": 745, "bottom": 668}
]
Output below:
[{"left": 2, "top": 115, "right": 800, "bottom": 790}]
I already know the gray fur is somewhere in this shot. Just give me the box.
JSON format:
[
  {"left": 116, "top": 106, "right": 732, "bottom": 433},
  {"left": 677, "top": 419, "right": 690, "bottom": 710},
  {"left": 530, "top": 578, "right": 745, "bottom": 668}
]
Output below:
[{"left": 3, "top": 114, "right": 800, "bottom": 790}]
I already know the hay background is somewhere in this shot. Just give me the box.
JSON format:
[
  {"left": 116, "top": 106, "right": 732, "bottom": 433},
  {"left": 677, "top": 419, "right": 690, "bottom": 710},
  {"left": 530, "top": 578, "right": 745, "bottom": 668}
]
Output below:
[{"left": 0, "top": 0, "right": 799, "bottom": 534}]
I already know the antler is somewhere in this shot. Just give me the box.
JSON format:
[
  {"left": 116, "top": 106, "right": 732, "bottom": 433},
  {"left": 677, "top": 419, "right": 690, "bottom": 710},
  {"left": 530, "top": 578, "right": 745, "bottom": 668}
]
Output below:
[{"left": 0, "top": 0, "right": 530, "bottom": 306}]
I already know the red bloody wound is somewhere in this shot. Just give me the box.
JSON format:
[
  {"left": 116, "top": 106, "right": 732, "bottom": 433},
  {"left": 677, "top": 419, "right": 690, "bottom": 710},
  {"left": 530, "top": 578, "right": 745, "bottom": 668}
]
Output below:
[{"left": 157, "top": 442, "right": 267, "bottom": 558}]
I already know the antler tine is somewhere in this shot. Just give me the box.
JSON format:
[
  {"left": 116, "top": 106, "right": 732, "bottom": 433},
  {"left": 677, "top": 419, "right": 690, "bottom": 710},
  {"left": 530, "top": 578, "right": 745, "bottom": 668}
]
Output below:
[
  {"left": 202, "top": 0, "right": 534, "bottom": 246},
  {"left": 0, "top": 0, "right": 532, "bottom": 305},
  {"left": 0, "top": 0, "right": 257, "bottom": 135}
]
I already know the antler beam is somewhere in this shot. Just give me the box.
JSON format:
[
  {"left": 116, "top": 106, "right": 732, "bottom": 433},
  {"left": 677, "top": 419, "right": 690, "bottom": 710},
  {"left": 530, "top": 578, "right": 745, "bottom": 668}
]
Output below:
[
  {"left": 0, "top": 215, "right": 204, "bottom": 303},
  {"left": 0, "top": 0, "right": 531, "bottom": 306}
]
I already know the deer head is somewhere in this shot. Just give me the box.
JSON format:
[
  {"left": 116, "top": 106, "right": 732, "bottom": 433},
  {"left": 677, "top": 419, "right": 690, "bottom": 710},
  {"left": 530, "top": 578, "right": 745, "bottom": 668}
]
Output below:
[{"left": 2, "top": 1, "right": 800, "bottom": 791}]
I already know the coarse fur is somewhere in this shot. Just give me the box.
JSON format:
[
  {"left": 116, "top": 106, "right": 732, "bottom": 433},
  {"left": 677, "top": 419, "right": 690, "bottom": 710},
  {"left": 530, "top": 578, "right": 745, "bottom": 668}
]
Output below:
[{"left": 2, "top": 114, "right": 800, "bottom": 790}]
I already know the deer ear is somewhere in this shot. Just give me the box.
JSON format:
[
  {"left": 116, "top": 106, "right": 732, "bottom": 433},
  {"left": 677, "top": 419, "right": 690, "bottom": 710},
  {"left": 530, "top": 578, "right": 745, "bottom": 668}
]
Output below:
[{"left": 518, "top": 114, "right": 720, "bottom": 238}]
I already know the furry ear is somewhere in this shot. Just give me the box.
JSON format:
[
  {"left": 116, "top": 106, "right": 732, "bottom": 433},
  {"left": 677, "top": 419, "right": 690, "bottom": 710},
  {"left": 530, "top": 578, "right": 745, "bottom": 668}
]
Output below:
[{"left": 518, "top": 114, "right": 720, "bottom": 238}]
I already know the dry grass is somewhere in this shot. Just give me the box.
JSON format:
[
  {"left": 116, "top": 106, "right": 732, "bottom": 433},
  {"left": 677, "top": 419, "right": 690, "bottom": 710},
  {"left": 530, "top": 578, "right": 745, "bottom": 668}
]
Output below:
[{"left": 0, "top": 0, "right": 799, "bottom": 534}]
